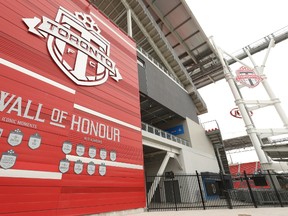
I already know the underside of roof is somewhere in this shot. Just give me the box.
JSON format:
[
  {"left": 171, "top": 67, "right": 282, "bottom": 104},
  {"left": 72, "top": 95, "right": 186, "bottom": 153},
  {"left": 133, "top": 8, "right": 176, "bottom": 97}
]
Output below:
[
  {"left": 223, "top": 135, "right": 253, "bottom": 151},
  {"left": 89, "top": 0, "right": 224, "bottom": 114},
  {"left": 223, "top": 135, "right": 288, "bottom": 162}
]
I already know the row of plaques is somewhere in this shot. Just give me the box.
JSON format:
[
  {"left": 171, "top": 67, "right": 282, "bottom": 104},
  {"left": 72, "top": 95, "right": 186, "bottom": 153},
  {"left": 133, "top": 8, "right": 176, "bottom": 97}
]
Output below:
[
  {"left": 59, "top": 159, "right": 106, "bottom": 176},
  {"left": 0, "top": 150, "right": 107, "bottom": 176},
  {"left": 4, "top": 130, "right": 117, "bottom": 161},
  {"left": 7, "top": 129, "right": 41, "bottom": 149},
  {"left": 62, "top": 141, "right": 117, "bottom": 161}
]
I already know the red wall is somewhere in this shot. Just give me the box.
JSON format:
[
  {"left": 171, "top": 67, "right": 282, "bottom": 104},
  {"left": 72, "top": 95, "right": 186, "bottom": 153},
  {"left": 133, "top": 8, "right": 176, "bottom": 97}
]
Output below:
[
  {"left": 230, "top": 162, "right": 261, "bottom": 175},
  {"left": 0, "top": 0, "right": 145, "bottom": 215},
  {"left": 229, "top": 162, "right": 270, "bottom": 189}
]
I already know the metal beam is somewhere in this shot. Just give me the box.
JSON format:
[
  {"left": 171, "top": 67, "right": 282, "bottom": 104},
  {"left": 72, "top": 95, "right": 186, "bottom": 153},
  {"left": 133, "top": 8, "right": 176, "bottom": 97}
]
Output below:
[
  {"left": 114, "top": 8, "right": 127, "bottom": 23},
  {"left": 127, "top": 8, "right": 132, "bottom": 37},
  {"left": 120, "top": 0, "right": 179, "bottom": 79},
  {"left": 102, "top": 0, "right": 114, "bottom": 13},
  {"left": 148, "top": 1, "right": 198, "bottom": 64},
  {"left": 107, "top": 1, "right": 123, "bottom": 17},
  {"left": 120, "top": 0, "right": 207, "bottom": 113},
  {"left": 142, "top": 134, "right": 181, "bottom": 154}
]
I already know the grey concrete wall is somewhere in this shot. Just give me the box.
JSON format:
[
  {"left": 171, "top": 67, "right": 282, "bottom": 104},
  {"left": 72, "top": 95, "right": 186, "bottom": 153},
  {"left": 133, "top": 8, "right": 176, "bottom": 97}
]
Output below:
[{"left": 137, "top": 52, "right": 199, "bottom": 123}]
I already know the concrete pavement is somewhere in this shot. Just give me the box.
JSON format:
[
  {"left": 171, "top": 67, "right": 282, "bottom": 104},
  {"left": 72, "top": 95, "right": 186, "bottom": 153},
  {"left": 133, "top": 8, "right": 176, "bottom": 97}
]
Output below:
[{"left": 128, "top": 207, "right": 288, "bottom": 216}]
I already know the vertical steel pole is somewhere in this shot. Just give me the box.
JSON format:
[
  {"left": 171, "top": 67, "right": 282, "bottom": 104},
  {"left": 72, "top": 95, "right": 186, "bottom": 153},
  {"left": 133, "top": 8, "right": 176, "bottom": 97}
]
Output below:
[
  {"left": 244, "top": 171, "right": 257, "bottom": 208},
  {"left": 196, "top": 171, "right": 206, "bottom": 210},
  {"left": 146, "top": 174, "right": 150, "bottom": 211},
  {"left": 267, "top": 170, "right": 283, "bottom": 207},
  {"left": 220, "top": 172, "right": 233, "bottom": 209},
  {"left": 127, "top": 8, "right": 132, "bottom": 37},
  {"left": 171, "top": 176, "right": 178, "bottom": 211}
]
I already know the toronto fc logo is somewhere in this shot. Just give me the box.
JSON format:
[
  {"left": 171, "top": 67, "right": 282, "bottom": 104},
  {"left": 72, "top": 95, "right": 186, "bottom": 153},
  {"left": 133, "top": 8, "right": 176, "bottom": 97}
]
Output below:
[
  {"left": 23, "top": 7, "right": 122, "bottom": 86},
  {"left": 235, "top": 66, "right": 262, "bottom": 88}
]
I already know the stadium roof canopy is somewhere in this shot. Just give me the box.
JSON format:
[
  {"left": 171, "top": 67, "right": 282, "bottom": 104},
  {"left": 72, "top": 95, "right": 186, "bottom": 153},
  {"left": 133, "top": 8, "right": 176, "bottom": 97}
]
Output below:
[
  {"left": 223, "top": 135, "right": 253, "bottom": 151},
  {"left": 223, "top": 135, "right": 288, "bottom": 162},
  {"left": 89, "top": 0, "right": 288, "bottom": 119},
  {"left": 90, "top": 0, "right": 288, "bottom": 88},
  {"left": 89, "top": 0, "right": 224, "bottom": 115}
]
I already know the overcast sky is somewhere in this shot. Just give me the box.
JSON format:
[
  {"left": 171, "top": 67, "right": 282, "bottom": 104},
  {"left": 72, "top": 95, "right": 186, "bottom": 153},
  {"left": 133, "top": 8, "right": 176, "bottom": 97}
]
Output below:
[
  {"left": 187, "top": 0, "right": 288, "bottom": 138},
  {"left": 186, "top": 0, "right": 288, "bottom": 163}
]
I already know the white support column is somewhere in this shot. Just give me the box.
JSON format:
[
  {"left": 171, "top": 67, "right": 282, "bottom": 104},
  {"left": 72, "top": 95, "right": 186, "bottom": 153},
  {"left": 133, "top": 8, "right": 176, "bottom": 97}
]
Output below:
[
  {"left": 261, "top": 75, "right": 288, "bottom": 127},
  {"left": 147, "top": 152, "right": 174, "bottom": 205},
  {"left": 127, "top": 8, "right": 132, "bottom": 37},
  {"left": 213, "top": 43, "right": 270, "bottom": 166},
  {"left": 173, "top": 154, "right": 183, "bottom": 171},
  {"left": 227, "top": 65, "right": 270, "bottom": 165},
  {"left": 244, "top": 40, "right": 288, "bottom": 128},
  {"left": 211, "top": 37, "right": 288, "bottom": 171}
]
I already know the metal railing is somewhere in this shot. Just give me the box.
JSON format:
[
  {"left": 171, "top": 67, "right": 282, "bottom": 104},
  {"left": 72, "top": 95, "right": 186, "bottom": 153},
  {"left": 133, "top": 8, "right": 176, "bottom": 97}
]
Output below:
[
  {"left": 226, "top": 25, "right": 288, "bottom": 65},
  {"left": 141, "top": 122, "right": 190, "bottom": 146},
  {"left": 146, "top": 171, "right": 288, "bottom": 211},
  {"left": 201, "top": 120, "right": 220, "bottom": 131}
]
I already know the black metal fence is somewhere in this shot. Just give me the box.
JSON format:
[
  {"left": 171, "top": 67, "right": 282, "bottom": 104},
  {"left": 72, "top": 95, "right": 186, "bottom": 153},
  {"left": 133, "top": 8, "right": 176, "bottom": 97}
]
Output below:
[{"left": 146, "top": 171, "right": 288, "bottom": 211}]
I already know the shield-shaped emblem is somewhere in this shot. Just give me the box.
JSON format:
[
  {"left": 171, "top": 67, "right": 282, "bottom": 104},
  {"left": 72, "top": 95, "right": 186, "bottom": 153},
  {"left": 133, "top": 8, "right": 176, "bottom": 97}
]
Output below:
[
  {"left": 88, "top": 146, "right": 96, "bottom": 158},
  {"left": 23, "top": 7, "right": 122, "bottom": 86},
  {"left": 74, "top": 160, "right": 83, "bottom": 174},
  {"left": 87, "top": 161, "right": 96, "bottom": 175},
  {"left": 7, "top": 129, "right": 23, "bottom": 146},
  {"left": 47, "top": 10, "right": 110, "bottom": 86},
  {"left": 99, "top": 163, "right": 106, "bottom": 176},
  {"left": 62, "top": 141, "right": 72, "bottom": 154},
  {"left": 235, "top": 66, "right": 262, "bottom": 88},
  {"left": 59, "top": 159, "right": 70, "bottom": 173},
  {"left": 76, "top": 144, "right": 85, "bottom": 156},
  {"left": 110, "top": 151, "right": 116, "bottom": 161},
  {"left": 28, "top": 133, "right": 41, "bottom": 150},
  {"left": 0, "top": 150, "right": 17, "bottom": 169},
  {"left": 100, "top": 149, "right": 107, "bottom": 160}
]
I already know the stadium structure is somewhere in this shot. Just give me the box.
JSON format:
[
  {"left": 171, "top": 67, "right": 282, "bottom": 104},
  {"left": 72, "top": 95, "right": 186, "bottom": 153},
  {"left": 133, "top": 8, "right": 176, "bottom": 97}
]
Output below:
[{"left": 1, "top": 0, "right": 288, "bottom": 215}]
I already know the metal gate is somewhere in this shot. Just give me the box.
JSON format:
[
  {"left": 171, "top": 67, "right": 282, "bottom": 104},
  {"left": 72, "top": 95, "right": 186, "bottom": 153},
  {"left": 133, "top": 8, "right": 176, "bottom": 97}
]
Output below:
[{"left": 146, "top": 171, "right": 288, "bottom": 211}]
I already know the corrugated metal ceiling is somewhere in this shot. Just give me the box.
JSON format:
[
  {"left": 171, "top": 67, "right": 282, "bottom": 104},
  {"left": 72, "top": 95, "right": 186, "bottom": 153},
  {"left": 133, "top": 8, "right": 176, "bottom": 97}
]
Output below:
[
  {"left": 89, "top": 0, "right": 224, "bottom": 114},
  {"left": 91, "top": 0, "right": 223, "bottom": 86}
]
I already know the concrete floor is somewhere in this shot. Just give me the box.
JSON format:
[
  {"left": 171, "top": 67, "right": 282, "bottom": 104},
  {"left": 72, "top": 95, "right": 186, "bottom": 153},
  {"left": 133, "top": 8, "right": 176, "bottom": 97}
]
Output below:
[{"left": 128, "top": 207, "right": 288, "bottom": 216}]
